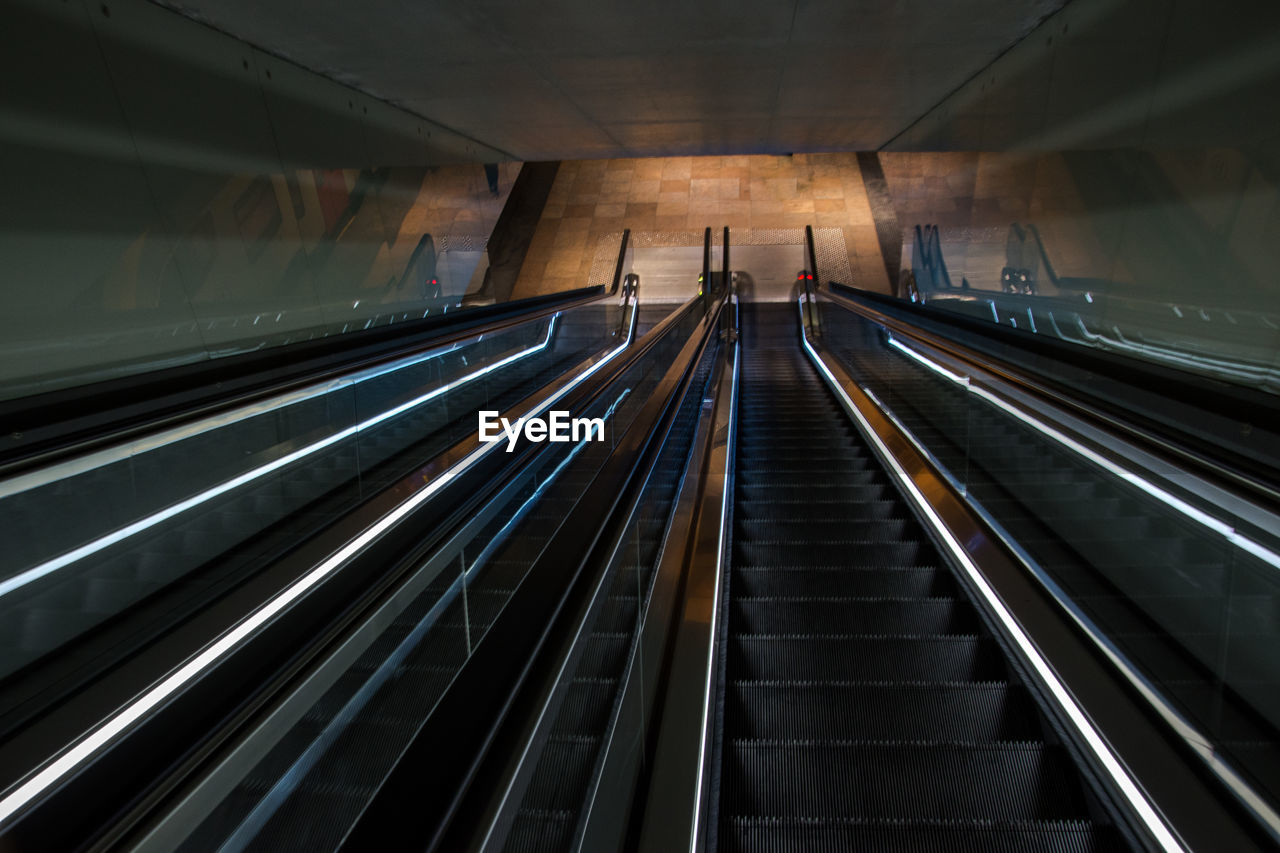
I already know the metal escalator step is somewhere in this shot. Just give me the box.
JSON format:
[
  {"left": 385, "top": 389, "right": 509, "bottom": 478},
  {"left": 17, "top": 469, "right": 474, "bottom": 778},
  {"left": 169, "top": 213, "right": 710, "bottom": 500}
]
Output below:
[
  {"left": 732, "top": 597, "right": 977, "bottom": 635},
  {"left": 742, "top": 450, "right": 865, "bottom": 465},
  {"left": 724, "top": 740, "right": 1090, "bottom": 821},
  {"left": 738, "top": 470, "right": 879, "bottom": 490},
  {"left": 577, "top": 632, "right": 630, "bottom": 679},
  {"left": 730, "top": 635, "right": 1005, "bottom": 682},
  {"left": 739, "top": 404, "right": 838, "bottom": 415},
  {"left": 731, "top": 566, "right": 951, "bottom": 598},
  {"left": 722, "top": 817, "right": 1125, "bottom": 853},
  {"left": 727, "top": 681, "right": 1040, "bottom": 741},
  {"left": 736, "top": 539, "right": 929, "bottom": 566},
  {"left": 742, "top": 425, "right": 849, "bottom": 438},
  {"left": 502, "top": 809, "right": 575, "bottom": 853},
  {"left": 593, "top": 593, "right": 638, "bottom": 632},
  {"left": 554, "top": 677, "right": 617, "bottom": 735},
  {"left": 520, "top": 735, "right": 601, "bottom": 812},
  {"left": 466, "top": 587, "right": 517, "bottom": 630},
  {"left": 738, "top": 483, "right": 888, "bottom": 503},
  {"left": 736, "top": 518, "right": 911, "bottom": 542},
  {"left": 737, "top": 462, "right": 872, "bottom": 480},
  {"left": 734, "top": 498, "right": 899, "bottom": 522}
]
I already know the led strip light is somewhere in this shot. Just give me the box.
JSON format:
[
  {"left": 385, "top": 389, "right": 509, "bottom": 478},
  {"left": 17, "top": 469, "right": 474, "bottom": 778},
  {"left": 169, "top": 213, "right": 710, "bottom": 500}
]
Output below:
[
  {"left": 0, "top": 319, "right": 563, "bottom": 601},
  {"left": 0, "top": 317, "right": 550, "bottom": 502},
  {"left": 0, "top": 307, "right": 636, "bottom": 828},
  {"left": 798, "top": 296, "right": 1185, "bottom": 853},
  {"left": 884, "top": 334, "right": 1280, "bottom": 572}
]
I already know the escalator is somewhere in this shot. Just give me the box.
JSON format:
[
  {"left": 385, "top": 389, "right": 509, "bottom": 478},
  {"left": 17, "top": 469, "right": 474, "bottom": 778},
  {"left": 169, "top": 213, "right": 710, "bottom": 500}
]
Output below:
[
  {"left": 710, "top": 303, "right": 1126, "bottom": 850},
  {"left": 0, "top": 306, "right": 614, "bottom": 687},
  {"left": 497, "top": 341, "right": 717, "bottom": 852},
  {"left": 9, "top": 229, "right": 1275, "bottom": 852},
  {"left": 98, "top": 279, "right": 718, "bottom": 853},
  {"left": 819, "top": 304, "right": 1280, "bottom": 811},
  {"left": 0, "top": 256, "right": 698, "bottom": 850}
]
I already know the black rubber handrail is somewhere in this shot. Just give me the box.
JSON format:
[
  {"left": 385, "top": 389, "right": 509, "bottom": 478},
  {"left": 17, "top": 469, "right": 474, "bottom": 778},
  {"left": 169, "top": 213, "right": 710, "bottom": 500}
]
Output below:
[
  {"left": 723, "top": 226, "right": 730, "bottom": 302},
  {"left": 804, "top": 225, "right": 821, "bottom": 305}
]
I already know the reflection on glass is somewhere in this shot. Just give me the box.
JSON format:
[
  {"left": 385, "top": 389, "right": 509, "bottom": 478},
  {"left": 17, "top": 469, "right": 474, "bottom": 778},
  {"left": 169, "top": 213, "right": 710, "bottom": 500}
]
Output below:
[
  {"left": 1, "top": 163, "right": 521, "bottom": 401},
  {"left": 1, "top": 2, "right": 522, "bottom": 402},
  {"left": 875, "top": 151, "right": 1280, "bottom": 396}
]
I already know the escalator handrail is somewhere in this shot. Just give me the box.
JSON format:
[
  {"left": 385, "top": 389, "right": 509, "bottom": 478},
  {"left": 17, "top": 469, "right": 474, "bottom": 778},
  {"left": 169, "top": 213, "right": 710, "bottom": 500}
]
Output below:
[
  {"left": 610, "top": 228, "right": 632, "bottom": 295},
  {"left": 823, "top": 281, "right": 1280, "bottom": 504},
  {"left": 723, "top": 226, "right": 731, "bottom": 302},
  {"left": 0, "top": 280, "right": 615, "bottom": 477}
]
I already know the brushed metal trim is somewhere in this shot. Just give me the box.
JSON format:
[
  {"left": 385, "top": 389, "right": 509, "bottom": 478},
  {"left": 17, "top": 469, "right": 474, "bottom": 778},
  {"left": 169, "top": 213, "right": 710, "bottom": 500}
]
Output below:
[{"left": 636, "top": 295, "right": 738, "bottom": 853}]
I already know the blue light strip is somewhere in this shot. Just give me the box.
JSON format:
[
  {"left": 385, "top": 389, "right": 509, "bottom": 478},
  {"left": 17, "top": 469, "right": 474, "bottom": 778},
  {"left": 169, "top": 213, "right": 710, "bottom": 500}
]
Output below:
[
  {"left": 0, "top": 304, "right": 638, "bottom": 828},
  {"left": 884, "top": 334, "right": 1280, "bottom": 573},
  {"left": 0, "top": 318, "right": 560, "bottom": 601}
]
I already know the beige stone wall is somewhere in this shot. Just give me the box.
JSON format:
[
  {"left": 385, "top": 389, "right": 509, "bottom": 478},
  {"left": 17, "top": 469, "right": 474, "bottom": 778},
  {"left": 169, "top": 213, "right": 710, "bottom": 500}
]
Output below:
[{"left": 511, "top": 153, "right": 891, "bottom": 299}]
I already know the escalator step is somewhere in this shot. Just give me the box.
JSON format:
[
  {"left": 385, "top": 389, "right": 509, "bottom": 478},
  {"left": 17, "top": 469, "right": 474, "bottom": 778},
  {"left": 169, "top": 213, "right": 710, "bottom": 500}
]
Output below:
[
  {"left": 515, "top": 734, "right": 601, "bottom": 812},
  {"left": 730, "top": 635, "right": 1005, "bottom": 682},
  {"left": 724, "top": 740, "right": 1090, "bottom": 820},
  {"left": 737, "top": 463, "right": 873, "bottom": 482},
  {"left": 736, "top": 539, "right": 928, "bottom": 567},
  {"left": 503, "top": 809, "right": 575, "bottom": 853},
  {"left": 728, "top": 682, "right": 1040, "bottom": 741},
  {"left": 736, "top": 518, "right": 911, "bottom": 542},
  {"left": 722, "top": 818, "right": 1125, "bottom": 853},
  {"left": 738, "top": 483, "right": 888, "bottom": 503},
  {"left": 732, "top": 597, "right": 977, "bottom": 635},
  {"left": 731, "top": 566, "right": 951, "bottom": 598},
  {"left": 554, "top": 677, "right": 617, "bottom": 735},
  {"left": 577, "top": 632, "right": 631, "bottom": 679},
  {"left": 734, "top": 498, "right": 899, "bottom": 522}
]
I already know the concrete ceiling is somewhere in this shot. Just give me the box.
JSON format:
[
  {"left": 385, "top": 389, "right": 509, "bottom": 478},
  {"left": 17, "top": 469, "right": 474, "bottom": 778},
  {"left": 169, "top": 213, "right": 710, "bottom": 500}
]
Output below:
[{"left": 161, "top": 0, "right": 1066, "bottom": 160}]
